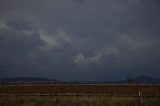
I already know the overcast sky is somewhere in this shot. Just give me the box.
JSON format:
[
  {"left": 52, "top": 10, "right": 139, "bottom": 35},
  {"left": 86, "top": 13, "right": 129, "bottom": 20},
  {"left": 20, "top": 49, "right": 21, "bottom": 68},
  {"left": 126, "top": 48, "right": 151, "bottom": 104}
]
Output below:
[{"left": 0, "top": 0, "right": 160, "bottom": 81}]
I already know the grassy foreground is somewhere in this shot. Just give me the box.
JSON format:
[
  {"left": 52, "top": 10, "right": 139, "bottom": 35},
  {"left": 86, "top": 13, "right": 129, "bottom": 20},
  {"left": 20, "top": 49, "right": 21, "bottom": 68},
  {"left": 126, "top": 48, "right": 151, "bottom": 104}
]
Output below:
[
  {"left": 1, "top": 84, "right": 160, "bottom": 96},
  {"left": 0, "top": 96, "right": 160, "bottom": 106}
]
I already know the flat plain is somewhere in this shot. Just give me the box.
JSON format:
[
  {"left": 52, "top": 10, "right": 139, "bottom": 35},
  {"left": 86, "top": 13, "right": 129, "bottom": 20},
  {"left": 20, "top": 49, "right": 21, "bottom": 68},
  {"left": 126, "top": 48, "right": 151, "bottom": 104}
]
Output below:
[{"left": 0, "top": 84, "right": 160, "bottom": 106}]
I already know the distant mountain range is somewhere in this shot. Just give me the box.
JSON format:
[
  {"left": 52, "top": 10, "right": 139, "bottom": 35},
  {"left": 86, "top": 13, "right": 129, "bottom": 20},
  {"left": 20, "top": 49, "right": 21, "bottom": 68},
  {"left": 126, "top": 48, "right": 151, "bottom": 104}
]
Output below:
[
  {"left": 0, "top": 77, "right": 57, "bottom": 84},
  {"left": 0, "top": 76, "right": 160, "bottom": 84},
  {"left": 132, "top": 76, "right": 160, "bottom": 83}
]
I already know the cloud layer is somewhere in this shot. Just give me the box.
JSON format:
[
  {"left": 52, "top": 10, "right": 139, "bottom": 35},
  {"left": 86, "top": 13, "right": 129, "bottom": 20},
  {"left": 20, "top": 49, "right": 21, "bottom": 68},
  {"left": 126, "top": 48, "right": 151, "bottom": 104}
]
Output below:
[{"left": 0, "top": 0, "right": 160, "bottom": 80}]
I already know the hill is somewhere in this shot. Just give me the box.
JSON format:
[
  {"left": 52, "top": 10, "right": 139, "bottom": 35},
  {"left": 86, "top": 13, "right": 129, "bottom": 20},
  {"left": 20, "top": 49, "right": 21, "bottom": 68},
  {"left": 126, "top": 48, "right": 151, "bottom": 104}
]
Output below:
[
  {"left": 0, "top": 77, "right": 57, "bottom": 84},
  {"left": 133, "top": 76, "right": 160, "bottom": 83}
]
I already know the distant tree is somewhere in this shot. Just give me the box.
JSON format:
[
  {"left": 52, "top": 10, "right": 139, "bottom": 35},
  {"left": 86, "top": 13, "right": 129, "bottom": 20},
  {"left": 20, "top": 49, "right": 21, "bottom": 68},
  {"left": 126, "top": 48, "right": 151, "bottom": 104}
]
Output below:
[{"left": 127, "top": 77, "right": 134, "bottom": 84}]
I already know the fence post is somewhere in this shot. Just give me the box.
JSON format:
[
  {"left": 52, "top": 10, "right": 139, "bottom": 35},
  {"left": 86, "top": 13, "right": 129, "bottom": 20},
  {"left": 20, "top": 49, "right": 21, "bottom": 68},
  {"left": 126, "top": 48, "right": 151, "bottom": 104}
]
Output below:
[{"left": 139, "top": 91, "right": 142, "bottom": 104}]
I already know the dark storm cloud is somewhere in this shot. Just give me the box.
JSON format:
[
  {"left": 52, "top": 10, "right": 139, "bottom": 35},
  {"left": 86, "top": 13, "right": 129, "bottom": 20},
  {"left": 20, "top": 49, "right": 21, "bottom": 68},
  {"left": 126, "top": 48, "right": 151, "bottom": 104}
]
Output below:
[
  {"left": 0, "top": 19, "right": 44, "bottom": 76},
  {"left": 6, "top": 18, "right": 37, "bottom": 31},
  {"left": 0, "top": 0, "right": 160, "bottom": 80}
]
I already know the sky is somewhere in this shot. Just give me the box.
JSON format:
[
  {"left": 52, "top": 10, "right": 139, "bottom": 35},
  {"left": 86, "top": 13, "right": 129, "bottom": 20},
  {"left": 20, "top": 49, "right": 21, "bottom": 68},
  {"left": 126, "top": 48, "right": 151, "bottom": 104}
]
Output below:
[{"left": 0, "top": 0, "right": 160, "bottom": 81}]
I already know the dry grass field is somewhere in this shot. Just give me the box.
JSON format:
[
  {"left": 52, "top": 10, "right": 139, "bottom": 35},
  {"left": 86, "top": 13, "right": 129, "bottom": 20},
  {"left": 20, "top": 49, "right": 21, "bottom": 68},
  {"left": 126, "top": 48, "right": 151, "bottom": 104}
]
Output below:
[
  {"left": 0, "top": 84, "right": 160, "bottom": 106},
  {"left": 0, "top": 95, "right": 160, "bottom": 106},
  {"left": 0, "top": 84, "right": 160, "bottom": 96}
]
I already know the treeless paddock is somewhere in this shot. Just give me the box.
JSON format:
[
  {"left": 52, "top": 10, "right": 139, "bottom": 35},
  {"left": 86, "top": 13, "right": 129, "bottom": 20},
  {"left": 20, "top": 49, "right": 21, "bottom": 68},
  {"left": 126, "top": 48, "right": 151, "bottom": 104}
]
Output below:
[
  {"left": 0, "top": 95, "right": 160, "bottom": 106},
  {"left": 0, "top": 84, "right": 160, "bottom": 97},
  {"left": 0, "top": 84, "right": 160, "bottom": 106}
]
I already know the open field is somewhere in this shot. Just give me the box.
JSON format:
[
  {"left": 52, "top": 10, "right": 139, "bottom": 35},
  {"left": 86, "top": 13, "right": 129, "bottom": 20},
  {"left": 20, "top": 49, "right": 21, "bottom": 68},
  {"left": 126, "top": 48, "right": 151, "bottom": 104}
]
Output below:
[
  {"left": 0, "top": 95, "right": 160, "bottom": 106},
  {"left": 0, "top": 84, "right": 160, "bottom": 96},
  {"left": 0, "top": 84, "right": 160, "bottom": 106}
]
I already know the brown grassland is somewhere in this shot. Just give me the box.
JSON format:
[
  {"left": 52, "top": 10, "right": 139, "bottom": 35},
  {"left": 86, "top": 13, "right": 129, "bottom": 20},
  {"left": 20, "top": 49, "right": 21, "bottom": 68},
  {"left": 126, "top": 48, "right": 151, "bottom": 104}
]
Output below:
[{"left": 0, "top": 84, "right": 160, "bottom": 106}]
